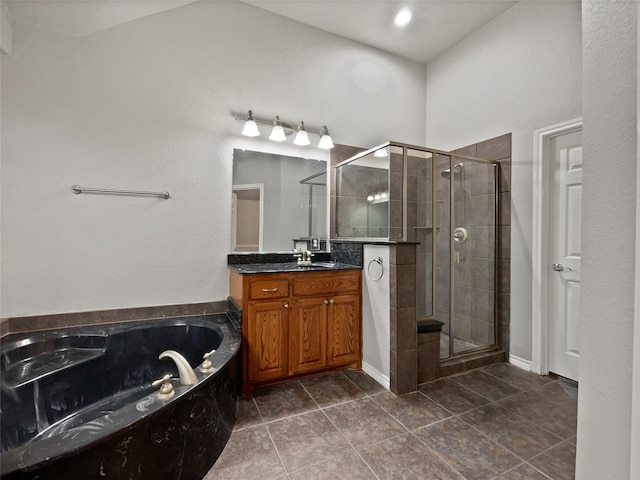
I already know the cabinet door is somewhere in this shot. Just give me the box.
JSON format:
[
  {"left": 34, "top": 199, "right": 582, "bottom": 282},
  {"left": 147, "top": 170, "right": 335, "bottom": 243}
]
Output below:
[
  {"left": 327, "top": 294, "right": 361, "bottom": 367},
  {"left": 290, "top": 297, "right": 327, "bottom": 374},
  {"left": 247, "top": 300, "right": 289, "bottom": 382}
]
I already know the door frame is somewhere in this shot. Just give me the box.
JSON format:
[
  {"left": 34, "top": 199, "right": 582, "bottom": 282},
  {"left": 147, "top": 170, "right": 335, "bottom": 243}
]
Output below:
[
  {"left": 531, "top": 118, "right": 582, "bottom": 375},
  {"left": 231, "top": 183, "right": 264, "bottom": 252}
]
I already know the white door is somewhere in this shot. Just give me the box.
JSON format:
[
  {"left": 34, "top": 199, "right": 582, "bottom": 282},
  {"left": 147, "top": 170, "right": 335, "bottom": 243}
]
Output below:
[{"left": 548, "top": 129, "right": 582, "bottom": 381}]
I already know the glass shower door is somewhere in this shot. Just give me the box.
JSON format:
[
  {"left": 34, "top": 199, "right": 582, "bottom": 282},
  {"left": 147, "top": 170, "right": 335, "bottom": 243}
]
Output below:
[{"left": 451, "top": 158, "right": 497, "bottom": 355}]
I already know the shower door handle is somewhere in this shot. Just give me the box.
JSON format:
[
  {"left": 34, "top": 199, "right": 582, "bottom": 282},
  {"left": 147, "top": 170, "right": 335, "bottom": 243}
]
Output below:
[{"left": 552, "top": 263, "right": 572, "bottom": 272}]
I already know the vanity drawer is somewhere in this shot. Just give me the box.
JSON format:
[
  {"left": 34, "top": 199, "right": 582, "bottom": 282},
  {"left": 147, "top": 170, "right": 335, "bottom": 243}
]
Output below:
[
  {"left": 249, "top": 278, "right": 290, "bottom": 300},
  {"left": 292, "top": 271, "right": 360, "bottom": 297}
]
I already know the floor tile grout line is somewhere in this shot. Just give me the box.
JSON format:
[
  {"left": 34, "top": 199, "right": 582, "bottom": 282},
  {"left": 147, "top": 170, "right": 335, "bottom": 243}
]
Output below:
[
  {"left": 491, "top": 395, "right": 577, "bottom": 440},
  {"left": 437, "top": 375, "right": 499, "bottom": 403},
  {"left": 487, "top": 460, "right": 554, "bottom": 480},
  {"left": 338, "top": 369, "right": 376, "bottom": 398},
  {"left": 453, "top": 409, "right": 530, "bottom": 466},
  {"left": 302, "top": 374, "right": 388, "bottom": 480},
  {"left": 299, "top": 380, "right": 384, "bottom": 480},
  {"left": 369, "top": 391, "right": 455, "bottom": 432},
  {"left": 233, "top": 368, "right": 575, "bottom": 480},
  {"left": 479, "top": 364, "right": 557, "bottom": 390},
  {"left": 448, "top": 374, "right": 524, "bottom": 403},
  {"left": 481, "top": 401, "right": 567, "bottom": 444},
  {"left": 406, "top": 427, "right": 475, "bottom": 479},
  {"left": 461, "top": 393, "right": 575, "bottom": 466},
  {"left": 527, "top": 436, "right": 577, "bottom": 464},
  {"left": 259, "top": 404, "right": 291, "bottom": 479},
  {"left": 319, "top": 408, "right": 384, "bottom": 480},
  {"left": 460, "top": 400, "right": 574, "bottom": 474},
  {"left": 363, "top": 396, "right": 472, "bottom": 480},
  {"left": 525, "top": 440, "right": 576, "bottom": 480},
  {"left": 408, "top": 407, "right": 529, "bottom": 479},
  {"left": 416, "top": 388, "right": 467, "bottom": 417},
  {"left": 415, "top": 388, "right": 564, "bottom": 477}
]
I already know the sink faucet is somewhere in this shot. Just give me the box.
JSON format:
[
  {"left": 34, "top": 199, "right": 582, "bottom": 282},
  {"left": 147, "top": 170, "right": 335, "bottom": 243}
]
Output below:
[
  {"left": 293, "top": 250, "right": 314, "bottom": 265},
  {"left": 159, "top": 350, "right": 197, "bottom": 385}
]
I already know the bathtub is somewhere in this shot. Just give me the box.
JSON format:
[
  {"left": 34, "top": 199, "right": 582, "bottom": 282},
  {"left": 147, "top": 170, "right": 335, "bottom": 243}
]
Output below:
[{"left": 0, "top": 313, "right": 241, "bottom": 480}]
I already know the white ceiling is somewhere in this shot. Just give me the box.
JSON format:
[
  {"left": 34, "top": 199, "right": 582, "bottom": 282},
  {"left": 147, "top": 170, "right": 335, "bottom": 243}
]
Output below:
[
  {"left": 245, "top": 0, "right": 519, "bottom": 64},
  {"left": 3, "top": 0, "right": 519, "bottom": 64}
]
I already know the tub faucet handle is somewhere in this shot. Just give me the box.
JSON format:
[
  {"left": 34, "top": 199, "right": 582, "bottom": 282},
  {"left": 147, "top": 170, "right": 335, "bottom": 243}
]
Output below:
[
  {"left": 152, "top": 374, "right": 175, "bottom": 400},
  {"left": 199, "top": 349, "right": 216, "bottom": 373}
]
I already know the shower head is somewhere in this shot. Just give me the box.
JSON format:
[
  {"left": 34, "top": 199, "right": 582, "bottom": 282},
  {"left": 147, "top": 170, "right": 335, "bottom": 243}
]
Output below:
[{"left": 441, "top": 162, "right": 464, "bottom": 179}]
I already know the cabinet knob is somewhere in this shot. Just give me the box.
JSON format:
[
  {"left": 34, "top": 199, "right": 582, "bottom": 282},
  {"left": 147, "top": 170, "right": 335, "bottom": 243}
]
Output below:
[
  {"left": 283, "top": 303, "right": 289, "bottom": 308},
  {"left": 262, "top": 287, "right": 278, "bottom": 292},
  {"left": 329, "top": 299, "right": 335, "bottom": 304},
  {"left": 324, "top": 299, "right": 329, "bottom": 304}
]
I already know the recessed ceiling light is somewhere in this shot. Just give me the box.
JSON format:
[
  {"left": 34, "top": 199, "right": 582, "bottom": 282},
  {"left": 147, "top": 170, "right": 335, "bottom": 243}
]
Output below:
[{"left": 394, "top": 7, "right": 412, "bottom": 28}]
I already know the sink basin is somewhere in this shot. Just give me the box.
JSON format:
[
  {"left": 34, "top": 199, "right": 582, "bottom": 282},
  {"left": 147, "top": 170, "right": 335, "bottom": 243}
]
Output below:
[{"left": 289, "top": 261, "right": 340, "bottom": 270}]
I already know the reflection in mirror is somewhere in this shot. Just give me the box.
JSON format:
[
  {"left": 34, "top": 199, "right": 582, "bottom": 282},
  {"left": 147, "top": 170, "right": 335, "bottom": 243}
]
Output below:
[
  {"left": 232, "top": 149, "right": 327, "bottom": 252},
  {"left": 335, "top": 147, "right": 392, "bottom": 239}
]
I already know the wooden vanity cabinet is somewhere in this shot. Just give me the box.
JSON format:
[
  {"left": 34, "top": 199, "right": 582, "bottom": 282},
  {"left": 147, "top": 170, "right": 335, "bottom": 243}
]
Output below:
[{"left": 229, "top": 269, "right": 362, "bottom": 395}]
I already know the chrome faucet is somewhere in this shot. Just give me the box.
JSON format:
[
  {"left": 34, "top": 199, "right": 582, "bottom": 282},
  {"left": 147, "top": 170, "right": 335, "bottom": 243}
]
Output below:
[
  {"left": 293, "top": 249, "right": 314, "bottom": 265},
  {"left": 159, "top": 350, "right": 197, "bottom": 385}
]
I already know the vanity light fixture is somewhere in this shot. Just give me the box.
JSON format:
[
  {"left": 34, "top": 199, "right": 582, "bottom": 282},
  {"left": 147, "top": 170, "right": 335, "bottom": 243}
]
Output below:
[
  {"left": 293, "top": 121, "right": 311, "bottom": 146},
  {"left": 317, "top": 125, "right": 334, "bottom": 150},
  {"left": 240, "top": 110, "right": 260, "bottom": 137},
  {"left": 367, "top": 190, "right": 389, "bottom": 203},
  {"left": 394, "top": 7, "right": 413, "bottom": 28},
  {"left": 235, "top": 111, "right": 334, "bottom": 148},
  {"left": 269, "top": 116, "right": 287, "bottom": 142}
]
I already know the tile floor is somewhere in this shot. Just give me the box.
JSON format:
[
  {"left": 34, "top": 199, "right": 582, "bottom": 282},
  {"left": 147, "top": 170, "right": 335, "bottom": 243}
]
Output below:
[{"left": 205, "top": 363, "right": 578, "bottom": 480}]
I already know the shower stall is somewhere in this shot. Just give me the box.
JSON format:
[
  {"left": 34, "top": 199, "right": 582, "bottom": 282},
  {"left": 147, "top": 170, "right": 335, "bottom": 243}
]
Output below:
[{"left": 334, "top": 142, "right": 499, "bottom": 360}]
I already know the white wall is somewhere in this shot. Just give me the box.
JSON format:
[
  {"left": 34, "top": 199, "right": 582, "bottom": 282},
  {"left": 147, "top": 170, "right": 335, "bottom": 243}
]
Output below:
[
  {"left": 424, "top": 1, "right": 582, "bottom": 361},
  {"left": 632, "top": 8, "right": 640, "bottom": 478},
  {"left": 362, "top": 244, "right": 390, "bottom": 387},
  {"left": 0, "top": 1, "right": 426, "bottom": 317},
  {"left": 576, "top": 1, "right": 638, "bottom": 477}
]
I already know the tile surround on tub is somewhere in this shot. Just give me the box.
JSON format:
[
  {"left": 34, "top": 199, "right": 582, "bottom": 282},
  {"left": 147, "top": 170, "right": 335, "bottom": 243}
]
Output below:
[
  {"left": 3, "top": 300, "right": 230, "bottom": 336},
  {"left": 0, "top": 318, "right": 9, "bottom": 337}
]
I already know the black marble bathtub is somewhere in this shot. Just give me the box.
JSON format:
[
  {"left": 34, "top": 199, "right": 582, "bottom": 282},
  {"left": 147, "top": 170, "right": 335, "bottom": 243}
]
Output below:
[{"left": 0, "top": 314, "right": 241, "bottom": 479}]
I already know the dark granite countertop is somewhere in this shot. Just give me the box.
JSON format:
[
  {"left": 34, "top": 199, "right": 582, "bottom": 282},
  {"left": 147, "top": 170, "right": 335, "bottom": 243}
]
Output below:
[{"left": 227, "top": 261, "right": 362, "bottom": 274}]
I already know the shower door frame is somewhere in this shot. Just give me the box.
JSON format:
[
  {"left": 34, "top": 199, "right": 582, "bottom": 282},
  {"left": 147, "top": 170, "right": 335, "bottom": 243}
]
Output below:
[
  {"left": 445, "top": 154, "right": 500, "bottom": 359},
  {"left": 389, "top": 142, "right": 500, "bottom": 360},
  {"left": 334, "top": 141, "right": 501, "bottom": 359}
]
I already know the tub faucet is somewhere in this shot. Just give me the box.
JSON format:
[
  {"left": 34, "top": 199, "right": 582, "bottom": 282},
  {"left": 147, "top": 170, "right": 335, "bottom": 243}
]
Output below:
[{"left": 159, "top": 350, "right": 197, "bottom": 385}]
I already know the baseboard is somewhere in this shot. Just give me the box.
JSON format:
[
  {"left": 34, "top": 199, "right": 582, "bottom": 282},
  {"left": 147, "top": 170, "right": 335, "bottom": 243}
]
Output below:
[
  {"left": 361, "top": 361, "right": 390, "bottom": 390},
  {"left": 509, "top": 354, "right": 532, "bottom": 371}
]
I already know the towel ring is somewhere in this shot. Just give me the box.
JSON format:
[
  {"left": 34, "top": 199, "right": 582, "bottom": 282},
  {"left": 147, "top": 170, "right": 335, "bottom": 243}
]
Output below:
[{"left": 367, "top": 256, "right": 384, "bottom": 281}]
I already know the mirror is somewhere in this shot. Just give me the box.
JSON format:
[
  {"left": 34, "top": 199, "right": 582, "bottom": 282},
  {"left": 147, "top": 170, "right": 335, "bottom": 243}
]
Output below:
[{"left": 232, "top": 149, "right": 328, "bottom": 252}]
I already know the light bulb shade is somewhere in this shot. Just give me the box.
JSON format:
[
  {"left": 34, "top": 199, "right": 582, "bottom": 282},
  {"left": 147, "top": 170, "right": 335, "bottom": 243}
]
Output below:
[
  {"left": 241, "top": 110, "right": 260, "bottom": 137},
  {"left": 293, "top": 121, "right": 311, "bottom": 146},
  {"left": 317, "top": 125, "right": 334, "bottom": 149},
  {"left": 269, "top": 116, "right": 287, "bottom": 142}
]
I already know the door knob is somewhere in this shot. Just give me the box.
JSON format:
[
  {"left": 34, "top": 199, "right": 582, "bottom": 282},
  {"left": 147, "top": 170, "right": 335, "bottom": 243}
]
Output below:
[{"left": 552, "top": 263, "right": 572, "bottom": 272}]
